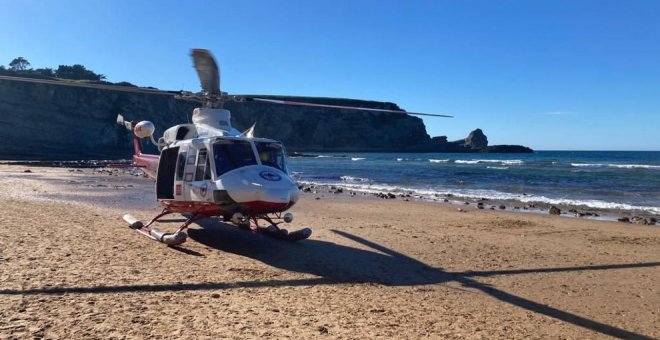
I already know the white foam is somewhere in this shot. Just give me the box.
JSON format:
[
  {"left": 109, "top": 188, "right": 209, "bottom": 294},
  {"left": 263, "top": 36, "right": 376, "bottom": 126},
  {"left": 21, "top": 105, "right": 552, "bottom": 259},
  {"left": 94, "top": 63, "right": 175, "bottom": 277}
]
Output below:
[
  {"left": 487, "top": 166, "right": 509, "bottom": 170},
  {"left": 429, "top": 159, "right": 449, "bottom": 163},
  {"left": 396, "top": 158, "right": 403, "bottom": 162},
  {"left": 571, "top": 163, "right": 660, "bottom": 169},
  {"left": 455, "top": 159, "right": 523, "bottom": 165},
  {"left": 298, "top": 179, "right": 660, "bottom": 215},
  {"left": 610, "top": 164, "right": 660, "bottom": 169},
  {"left": 351, "top": 157, "right": 365, "bottom": 161},
  {"left": 340, "top": 176, "right": 370, "bottom": 183}
]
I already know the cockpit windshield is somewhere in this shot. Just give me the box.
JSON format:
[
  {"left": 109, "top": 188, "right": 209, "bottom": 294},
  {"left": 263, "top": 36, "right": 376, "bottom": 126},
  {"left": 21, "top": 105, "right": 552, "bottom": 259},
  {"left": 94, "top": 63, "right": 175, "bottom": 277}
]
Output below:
[
  {"left": 213, "top": 140, "right": 257, "bottom": 176},
  {"left": 255, "top": 142, "right": 286, "bottom": 172}
]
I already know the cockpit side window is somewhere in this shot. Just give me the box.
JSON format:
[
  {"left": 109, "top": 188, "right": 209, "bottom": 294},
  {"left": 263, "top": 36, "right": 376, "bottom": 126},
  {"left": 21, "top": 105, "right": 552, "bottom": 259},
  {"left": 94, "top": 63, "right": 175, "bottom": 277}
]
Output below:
[
  {"left": 195, "top": 148, "right": 212, "bottom": 181},
  {"left": 213, "top": 140, "right": 257, "bottom": 176},
  {"left": 255, "top": 142, "right": 286, "bottom": 172},
  {"left": 176, "top": 151, "right": 187, "bottom": 181}
]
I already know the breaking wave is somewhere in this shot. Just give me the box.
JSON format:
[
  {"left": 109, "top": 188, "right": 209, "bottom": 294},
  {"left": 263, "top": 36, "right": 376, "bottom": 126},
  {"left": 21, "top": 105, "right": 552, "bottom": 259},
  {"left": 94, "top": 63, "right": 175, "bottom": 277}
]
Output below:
[
  {"left": 351, "top": 157, "right": 366, "bottom": 161},
  {"left": 429, "top": 159, "right": 449, "bottom": 163},
  {"left": 297, "top": 179, "right": 660, "bottom": 214},
  {"left": 455, "top": 159, "right": 523, "bottom": 165},
  {"left": 571, "top": 163, "right": 660, "bottom": 169},
  {"left": 340, "top": 176, "right": 371, "bottom": 183}
]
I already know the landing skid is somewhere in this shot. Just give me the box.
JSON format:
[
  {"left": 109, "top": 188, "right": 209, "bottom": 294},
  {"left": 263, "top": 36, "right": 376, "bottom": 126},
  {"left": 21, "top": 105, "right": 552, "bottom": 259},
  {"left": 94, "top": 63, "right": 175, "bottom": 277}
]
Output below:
[
  {"left": 123, "top": 210, "right": 312, "bottom": 246},
  {"left": 251, "top": 223, "right": 313, "bottom": 242},
  {"left": 239, "top": 214, "right": 312, "bottom": 242},
  {"left": 123, "top": 209, "right": 198, "bottom": 246}
]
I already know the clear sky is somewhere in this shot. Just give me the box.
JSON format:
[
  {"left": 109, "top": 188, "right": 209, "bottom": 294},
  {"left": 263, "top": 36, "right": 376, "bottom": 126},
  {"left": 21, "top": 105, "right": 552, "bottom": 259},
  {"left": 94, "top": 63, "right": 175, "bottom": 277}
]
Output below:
[{"left": 2, "top": 0, "right": 659, "bottom": 150}]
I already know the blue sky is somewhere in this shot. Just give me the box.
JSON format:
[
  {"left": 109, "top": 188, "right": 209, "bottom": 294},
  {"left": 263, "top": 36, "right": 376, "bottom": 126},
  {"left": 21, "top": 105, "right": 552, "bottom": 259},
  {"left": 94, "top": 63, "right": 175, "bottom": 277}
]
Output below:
[{"left": 2, "top": 0, "right": 659, "bottom": 150}]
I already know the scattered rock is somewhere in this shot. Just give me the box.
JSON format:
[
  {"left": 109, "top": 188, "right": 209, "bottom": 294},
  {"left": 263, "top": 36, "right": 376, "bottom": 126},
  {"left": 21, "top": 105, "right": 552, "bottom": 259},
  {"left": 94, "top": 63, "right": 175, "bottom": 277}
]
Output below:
[
  {"left": 477, "top": 202, "right": 485, "bottom": 209},
  {"left": 457, "top": 208, "right": 467, "bottom": 213},
  {"left": 211, "top": 293, "right": 220, "bottom": 298},
  {"left": 318, "top": 326, "right": 329, "bottom": 334},
  {"left": 24, "top": 169, "right": 32, "bottom": 173},
  {"left": 617, "top": 217, "right": 630, "bottom": 223},
  {"left": 463, "top": 128, "right": 488, "bottom": 149},
  {"left": 632, "top": 217, "right": 648, "bottom": 225},
  {"left": 498, "top": 205, "right": 506, "bottom": 210},
  {"left": 549, "top": 206, "right": 561, "bottom": 215}
]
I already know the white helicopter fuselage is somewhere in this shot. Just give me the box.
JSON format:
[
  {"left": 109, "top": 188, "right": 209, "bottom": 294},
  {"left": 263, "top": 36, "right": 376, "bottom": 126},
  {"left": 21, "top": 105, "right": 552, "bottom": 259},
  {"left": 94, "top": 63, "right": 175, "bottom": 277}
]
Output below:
[
  {"left": 128, "top": 107, "right": 299, "bottom": 219},
  {"left": 155, "top": 135, "right": 299, "bottom": 217}
]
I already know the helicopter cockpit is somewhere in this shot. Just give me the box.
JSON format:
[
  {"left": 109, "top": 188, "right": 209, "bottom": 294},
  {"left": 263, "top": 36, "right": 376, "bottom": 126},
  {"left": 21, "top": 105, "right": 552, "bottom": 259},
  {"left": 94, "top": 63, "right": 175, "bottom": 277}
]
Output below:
[{"left": 212, "top": 139, "right": 288, "bottom": 176}]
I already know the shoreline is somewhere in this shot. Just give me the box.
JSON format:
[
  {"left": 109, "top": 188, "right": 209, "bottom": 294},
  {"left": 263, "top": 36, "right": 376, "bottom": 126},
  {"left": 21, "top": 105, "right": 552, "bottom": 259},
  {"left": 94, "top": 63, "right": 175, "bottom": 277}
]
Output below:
[
  {"left": 298, "top": 182, "right": 660, "bottom": 226},
  {"left": 1, "top": 159, "right": 657, "bottom": 224}
]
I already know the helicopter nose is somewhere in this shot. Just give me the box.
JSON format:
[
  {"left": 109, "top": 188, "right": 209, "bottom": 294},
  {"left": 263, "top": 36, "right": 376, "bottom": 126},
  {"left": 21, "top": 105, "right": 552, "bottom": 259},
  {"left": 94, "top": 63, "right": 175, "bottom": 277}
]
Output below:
[{"left": 220, "top": 166, "right": 299, "bottom": 213}]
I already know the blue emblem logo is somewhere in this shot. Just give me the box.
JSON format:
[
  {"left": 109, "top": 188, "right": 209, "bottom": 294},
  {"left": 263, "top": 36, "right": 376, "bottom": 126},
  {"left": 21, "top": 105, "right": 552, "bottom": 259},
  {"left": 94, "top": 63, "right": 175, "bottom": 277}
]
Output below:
[{"left": 259, "top": 171, "right": 281, "bottom": 181}]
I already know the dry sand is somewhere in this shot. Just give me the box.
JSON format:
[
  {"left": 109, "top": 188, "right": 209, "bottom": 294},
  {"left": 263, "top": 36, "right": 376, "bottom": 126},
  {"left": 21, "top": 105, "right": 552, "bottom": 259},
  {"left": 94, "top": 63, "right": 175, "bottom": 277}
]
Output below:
[{"left": 0, "top": 165, "right": 658, "bottom": 339}]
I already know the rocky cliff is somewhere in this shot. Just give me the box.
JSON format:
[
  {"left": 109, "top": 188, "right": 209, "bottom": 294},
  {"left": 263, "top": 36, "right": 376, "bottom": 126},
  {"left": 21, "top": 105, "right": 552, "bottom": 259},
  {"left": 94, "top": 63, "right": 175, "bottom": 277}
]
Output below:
[{"left": 0, "top": 77, "right": 531, "bottom": 160}]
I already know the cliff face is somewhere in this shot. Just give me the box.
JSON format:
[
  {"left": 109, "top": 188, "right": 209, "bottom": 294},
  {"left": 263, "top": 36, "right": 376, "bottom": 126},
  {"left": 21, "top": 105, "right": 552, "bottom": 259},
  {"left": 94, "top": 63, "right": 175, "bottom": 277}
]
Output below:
[
  {"left": 0, "top": 79, "right": 431, "bottom": 159},
  {"left": 0, "top": 78, "right": 531, "bottom": 160},
  {"left": 227, "top": 96, "right": 430, "bottom": 151},
  {"left": 0, "top": 79, "right": 194, "bottom": 159}
]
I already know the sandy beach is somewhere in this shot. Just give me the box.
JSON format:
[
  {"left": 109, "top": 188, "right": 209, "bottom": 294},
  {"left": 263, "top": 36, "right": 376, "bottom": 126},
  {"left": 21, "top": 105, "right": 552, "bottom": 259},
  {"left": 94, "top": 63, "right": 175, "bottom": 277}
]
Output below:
[{"left": 0, "top": 165, "right": 658, "bottom": 339}]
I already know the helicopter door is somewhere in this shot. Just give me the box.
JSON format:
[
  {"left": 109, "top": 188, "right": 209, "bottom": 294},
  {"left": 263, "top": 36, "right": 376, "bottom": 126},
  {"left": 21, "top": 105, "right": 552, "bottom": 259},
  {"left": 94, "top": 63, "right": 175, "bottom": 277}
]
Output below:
[
  {"left": 189, "top": 148, "right": 213, "bottom": 202},
  {"left": 174, "top": 147, "right": 189, "bottom": 200},
  {"left": 156, "top": 147, "right": 179, "bottom": 199},
  {"left": 179, "top": 147, "right": 197, "bottom": 201}
]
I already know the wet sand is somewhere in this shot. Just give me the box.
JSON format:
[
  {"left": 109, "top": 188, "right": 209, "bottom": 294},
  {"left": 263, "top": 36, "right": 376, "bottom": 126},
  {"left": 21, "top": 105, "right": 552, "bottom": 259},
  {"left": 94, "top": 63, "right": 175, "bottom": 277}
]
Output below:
[{"left": 0, "top": 165, "right": 658, "bottom": 339}]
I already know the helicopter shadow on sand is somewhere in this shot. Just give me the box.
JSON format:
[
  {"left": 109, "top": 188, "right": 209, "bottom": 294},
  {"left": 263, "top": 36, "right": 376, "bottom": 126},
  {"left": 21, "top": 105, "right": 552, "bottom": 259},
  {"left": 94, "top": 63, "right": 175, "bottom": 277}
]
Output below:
[
  {"left": 189, "top": 218, "right": 450, "bottom": 286},
  {"left": 187, "top": 218, "right": 659, "bottom": 339}
]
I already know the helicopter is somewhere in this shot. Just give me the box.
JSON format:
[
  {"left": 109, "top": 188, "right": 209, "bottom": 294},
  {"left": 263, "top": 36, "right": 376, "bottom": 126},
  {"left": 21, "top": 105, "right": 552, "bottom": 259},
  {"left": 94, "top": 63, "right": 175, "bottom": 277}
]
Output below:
[{"left": 3, "top": 49, "right": 452, "bottom": 245}]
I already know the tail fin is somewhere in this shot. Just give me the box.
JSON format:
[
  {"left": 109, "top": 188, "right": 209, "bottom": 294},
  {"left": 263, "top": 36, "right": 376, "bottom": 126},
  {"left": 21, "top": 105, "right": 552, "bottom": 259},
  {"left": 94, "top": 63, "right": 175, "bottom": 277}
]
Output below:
[{"left": 116, "top": 114, "right": 143, "bottom": 155}]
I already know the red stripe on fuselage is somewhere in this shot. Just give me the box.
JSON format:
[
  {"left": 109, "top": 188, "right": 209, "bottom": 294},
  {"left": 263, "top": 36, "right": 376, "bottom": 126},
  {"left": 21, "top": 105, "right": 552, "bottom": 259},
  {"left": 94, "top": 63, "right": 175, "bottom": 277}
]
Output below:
[{"left": 158, "top": 200, "right": 291, "bottom": 216}]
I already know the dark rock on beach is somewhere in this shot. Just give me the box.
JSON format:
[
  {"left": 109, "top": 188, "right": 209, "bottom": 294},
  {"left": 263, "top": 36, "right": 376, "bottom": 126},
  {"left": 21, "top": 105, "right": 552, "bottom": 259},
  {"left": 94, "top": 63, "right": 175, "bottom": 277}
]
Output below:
[{"left": 549, "top": 206, "right": 561, "bottom": 215}]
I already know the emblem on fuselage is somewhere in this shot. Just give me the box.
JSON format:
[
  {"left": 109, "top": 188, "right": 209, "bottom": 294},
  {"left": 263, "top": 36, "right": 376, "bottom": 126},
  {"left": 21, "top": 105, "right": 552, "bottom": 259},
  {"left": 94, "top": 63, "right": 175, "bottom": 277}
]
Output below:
[{"left": 259, "top": 171, "right": 282, "bottom": 181}]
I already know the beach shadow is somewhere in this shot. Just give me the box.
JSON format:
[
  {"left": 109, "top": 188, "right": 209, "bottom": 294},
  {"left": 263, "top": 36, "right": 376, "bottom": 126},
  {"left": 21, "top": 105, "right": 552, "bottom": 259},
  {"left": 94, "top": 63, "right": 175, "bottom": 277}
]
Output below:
[
  {"left": 186, "top": 221, "right": 451, "bottom": 286},
  {"left": 1, "top": 218, "right": 657, "bottom": 339}
]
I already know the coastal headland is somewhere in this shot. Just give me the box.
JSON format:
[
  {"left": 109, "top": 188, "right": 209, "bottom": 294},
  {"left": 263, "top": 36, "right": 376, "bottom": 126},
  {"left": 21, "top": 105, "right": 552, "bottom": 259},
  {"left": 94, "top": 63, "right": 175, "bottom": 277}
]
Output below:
[
  {"left": 0, "top": 76, "right": 531, "bottom": 160},
  {"left": 0, "top": 165, "right": 657, "bottom": 339}
]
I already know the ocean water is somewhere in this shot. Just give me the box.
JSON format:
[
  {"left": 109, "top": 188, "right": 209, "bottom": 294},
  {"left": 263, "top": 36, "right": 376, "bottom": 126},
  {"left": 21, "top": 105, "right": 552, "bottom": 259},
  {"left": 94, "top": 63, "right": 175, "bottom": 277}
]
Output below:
[{"left": 288, "top": 151, "right": 660, "bottom": 215}]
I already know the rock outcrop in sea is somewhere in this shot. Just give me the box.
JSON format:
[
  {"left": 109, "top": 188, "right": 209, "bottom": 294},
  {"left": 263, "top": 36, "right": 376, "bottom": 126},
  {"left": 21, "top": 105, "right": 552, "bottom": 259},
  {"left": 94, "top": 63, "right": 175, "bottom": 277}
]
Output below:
[{"left": 0, "top": 77, "right": 532, "bottom": 160}]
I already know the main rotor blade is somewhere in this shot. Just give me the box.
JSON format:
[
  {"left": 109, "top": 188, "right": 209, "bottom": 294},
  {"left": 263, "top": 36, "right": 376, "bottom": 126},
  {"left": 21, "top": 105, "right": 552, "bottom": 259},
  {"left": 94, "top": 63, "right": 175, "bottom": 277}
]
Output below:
[
  {"left": 0, "top": 75, "right": 176, "bottom": 96},
  {"left": 247, "top": 97, "right": 453, "bottom": 118},
  {"left": 191, "top": 48, "right": 220, "bottom": 95}
]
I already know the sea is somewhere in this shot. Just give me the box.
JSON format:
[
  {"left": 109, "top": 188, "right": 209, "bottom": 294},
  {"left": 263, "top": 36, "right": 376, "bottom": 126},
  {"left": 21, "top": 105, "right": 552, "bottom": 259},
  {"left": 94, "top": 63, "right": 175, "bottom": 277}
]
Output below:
[{"left": 288, "top": 151, "right": 660, "bottom": 216}]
